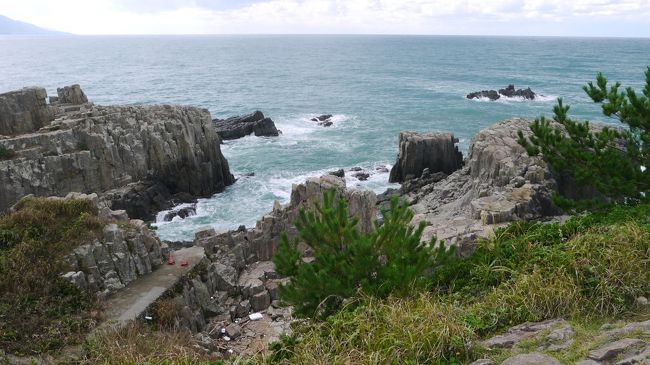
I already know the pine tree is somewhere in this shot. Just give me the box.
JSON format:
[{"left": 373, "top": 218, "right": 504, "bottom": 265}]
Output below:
[
  {"left": 517, "top": 65, "right": 650, "bottom": 205},
  {"left": 273, "top": 190, "right": 435, "bottom": 318}
]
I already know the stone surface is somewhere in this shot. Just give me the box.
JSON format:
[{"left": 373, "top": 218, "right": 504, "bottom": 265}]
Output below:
[
  {"left": 588, "top": 338, "right": 646, "bottom": 361},
  {"left": 483, "top": 319, "right": 568, "bottom": 349},
  {"left": 0, "top": 87, "right": 53, "bottom": 135},
  {"left": 213, "top": 110, "right": 279, "bottom": 140},
  {"left": 386, "top": 118, "right": 590, "bottom": 250},
  {"left": 56, "top": 84, "right": 88, "bottom": 104},
  {"left": 501, "top": 353, "right": 561, "bottom": 365},
  {"left": 0, "top": 85, "right": 234, "bottom": 216},
  {"left": 388, "top": 131, "right": 463, "bottom": 183}
]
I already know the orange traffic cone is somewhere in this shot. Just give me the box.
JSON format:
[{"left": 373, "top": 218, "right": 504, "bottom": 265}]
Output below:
[
  {"left": 167, "top": 253, "right": 175, "bottom": 265},
  {"left": 180, "top": 257, "right": 189, "bottom": 267}
]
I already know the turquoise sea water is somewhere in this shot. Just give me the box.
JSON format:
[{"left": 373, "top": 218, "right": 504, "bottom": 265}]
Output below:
[{"left": 1, "top": 35, "right": 649, "bottom": 241}]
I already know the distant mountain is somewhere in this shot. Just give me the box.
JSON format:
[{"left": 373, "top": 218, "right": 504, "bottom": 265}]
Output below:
[{"left": 0, "top": 15, "right": 67, "bottom": 35}]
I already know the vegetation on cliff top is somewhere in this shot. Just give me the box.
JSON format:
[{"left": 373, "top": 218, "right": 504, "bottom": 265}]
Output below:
[
  {"left": 264, "top": 202, "right": 650, "bottom": 364},
  {"left": 0, "top": 197, "right": 104, "bottom": 354}
]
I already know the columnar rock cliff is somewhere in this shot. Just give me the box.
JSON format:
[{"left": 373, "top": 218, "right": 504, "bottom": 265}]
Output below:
[
  {"left": 389, "top": 131, "right": 463, "bottom": 183},
  {"left": 382, "top": 118, "right": 565, "bottom": 252},
  {"left": 0, "top": 85, "right": 234, "bottom": 218}
]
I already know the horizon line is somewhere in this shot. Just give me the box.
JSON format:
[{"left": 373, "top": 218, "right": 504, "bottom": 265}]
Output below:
[{"left": 3, "top": 33, "right": 650, "bottom": 39}]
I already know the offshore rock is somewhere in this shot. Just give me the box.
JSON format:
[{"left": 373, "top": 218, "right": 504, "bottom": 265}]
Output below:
[
  {"left": 0, "top": 87, "right": 53, "bottom": 135},
  {"left": 213, "top": 110, "right": 279, "bottom": 140},
  {"left": 0, "top": 85, "right": 234, "bottom": 218},
  {"left": 388, "top": 131, "right": 463, "bottom": 183},
  {"left": 467, "top": 85, "right": 537, "bottom": 100}
]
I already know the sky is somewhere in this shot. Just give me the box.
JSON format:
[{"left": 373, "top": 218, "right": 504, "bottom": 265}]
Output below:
[{"left": 2, "top": 0, "right": 650, "bottom": 37}]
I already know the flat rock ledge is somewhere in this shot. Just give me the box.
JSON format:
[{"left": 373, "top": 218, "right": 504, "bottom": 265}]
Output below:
[
  {"left": 0, "top": 84, "right": 234, "bottom": 220},
  {"left": 472, "top": 318, "right": 650, "bottom": 365},
  {"left": 213, "top": 110, "right": 279, "bottom": 140}
]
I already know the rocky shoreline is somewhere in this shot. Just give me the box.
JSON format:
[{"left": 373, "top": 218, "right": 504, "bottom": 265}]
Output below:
[{"left": 0, "top": 83, "right": 628, "bottom": 363}]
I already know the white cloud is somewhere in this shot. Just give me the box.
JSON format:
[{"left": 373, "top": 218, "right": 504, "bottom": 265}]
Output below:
[{"left": 2, "top": 0, "right": 649, "bottom": 35}]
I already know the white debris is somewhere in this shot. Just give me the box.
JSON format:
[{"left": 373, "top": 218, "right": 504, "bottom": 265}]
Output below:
[
  {"left": 144, "top": 316, "right": 153, "bottom": 320},
  {"left": 249, "top": 312, "right": 263, "bottom": 321},
  {"left": 223, "top": 336, "right": 231, "bottom": 342}
]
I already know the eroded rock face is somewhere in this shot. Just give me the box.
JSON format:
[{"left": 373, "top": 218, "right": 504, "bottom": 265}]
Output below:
[
  {"left": 56, "top": 84, "right": 88, "bottom": 105},
  {"left": 48, "top": 193, "right": 166, "bottom": 297},
  {"left": 0, "top": 85, "right": 235, "bottom": 218},
  {"left": 213, "top": 111, "right": 279, "bottom": 140},
  {"left": 196, "top": 175, "right": 376, "bottom": 262},
  {"left": 387, "top": 118, "right": 566, "bottom": 250},
  {"left": 0, "top": 87, "right": 53, "bottom": 135},
  {"left": 388, "top": 131, "right": 463, "bottom": 183}
]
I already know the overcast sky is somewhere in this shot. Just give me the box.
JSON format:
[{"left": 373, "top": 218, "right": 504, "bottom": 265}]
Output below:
[{"left": 2, "top": 0, "right": 650, "bottom": 36}]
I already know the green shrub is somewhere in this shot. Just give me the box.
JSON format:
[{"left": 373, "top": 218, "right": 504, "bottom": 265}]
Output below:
[{"left": 273, "top": 190, "right": 437, "bottom": 318}]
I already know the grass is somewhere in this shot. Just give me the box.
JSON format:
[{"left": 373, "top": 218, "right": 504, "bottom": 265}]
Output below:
[
  {"left": 258, "top": 203, "right": 650, "bottom": 364},
  {"left": 82, "top": 322, "right": 221, "bottom": 365},
  {"left": 0, "top": 197, "right": 106, "bottom": 355}
]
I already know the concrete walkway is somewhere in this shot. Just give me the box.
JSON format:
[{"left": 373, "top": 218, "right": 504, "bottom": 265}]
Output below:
[{"left": 102, "top": 246, "right": 206, "bottom": 325}]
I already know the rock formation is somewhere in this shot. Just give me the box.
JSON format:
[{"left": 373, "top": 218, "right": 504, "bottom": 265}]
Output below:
[
  {"left": 0, "top": 87, "right": 53, "bottom": 135},
  {"left": 388, "top": 131, "right": 463, "bottom": 183},
  {"left": 141, "top": 175, "right": 373, "bottom": 357},
  {"left": 0, "top": 85, "right": 235, "bottom": 219},
  {"left": 34, "top": 193, "right": 167, "bottom": 298},
  {"left": 213, "top": 110, "right": 279, "bottom": 140},
  {"left": 311, "top": 114, "right": 333, "bottom": 127},
  {"left": 382, "top": 118, "right": 566, "bottom": 252},
  {"left": 467, "top": 85, "right": 537, "bottom": 100}
]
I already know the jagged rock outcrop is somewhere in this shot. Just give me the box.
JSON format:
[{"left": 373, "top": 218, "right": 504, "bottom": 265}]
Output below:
[
  {"left": 213, "top": 110, "right": 279, "bottom": 140},
  {"left": 35, "top": 193, "right": 168, "bottom": 297},
  {"left": 385, "top": 118, "right": 568, "bottom": 251},
  {"left": 467, "top": 85, "right": 537, "bottom": 100},
  {"left": 0, "top": 85, "right": 234, "bottom": 219},
  {"left": 0, "top": 87, "right": 53, "bottom": 135},
  {"left": 388, "top": 131, "right": 463, "bottom": 183},
  {"left": 56, "top": 84, "right": 88, "bottom": 104}
]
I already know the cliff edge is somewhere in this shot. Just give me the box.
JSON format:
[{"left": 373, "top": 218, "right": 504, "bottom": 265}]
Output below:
[{"left": 0, "top": 85, "right": 234, "bottom": 219}]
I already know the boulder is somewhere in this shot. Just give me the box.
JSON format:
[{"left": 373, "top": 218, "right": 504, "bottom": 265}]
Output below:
[
  {"left": 162, "top": 205, "right": 197, "bottom": 222},
  {"left": 0, "top": 87, "right": 53, "bottom": 135},
  {"left": 56, "top": 84, "right": 88, "bottom": 105},
  {"left": 388, "top": 131, "right": 463, "bottom": 183},
  {"left": 213, "top": 111, "right": 279, "bottom": 140}
]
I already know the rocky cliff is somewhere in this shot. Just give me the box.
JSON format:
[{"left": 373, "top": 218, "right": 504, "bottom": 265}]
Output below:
[
  {"left": 381, "top": 118, "right": 568, "bottom": 253},
  {"left": 0, "top": 85, "right": 234, "bottom": 219}
]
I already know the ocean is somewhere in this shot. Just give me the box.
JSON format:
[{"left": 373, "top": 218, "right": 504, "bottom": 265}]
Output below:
[{"left": 1, "top": 35, "right": 649, "bottom": 241}]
